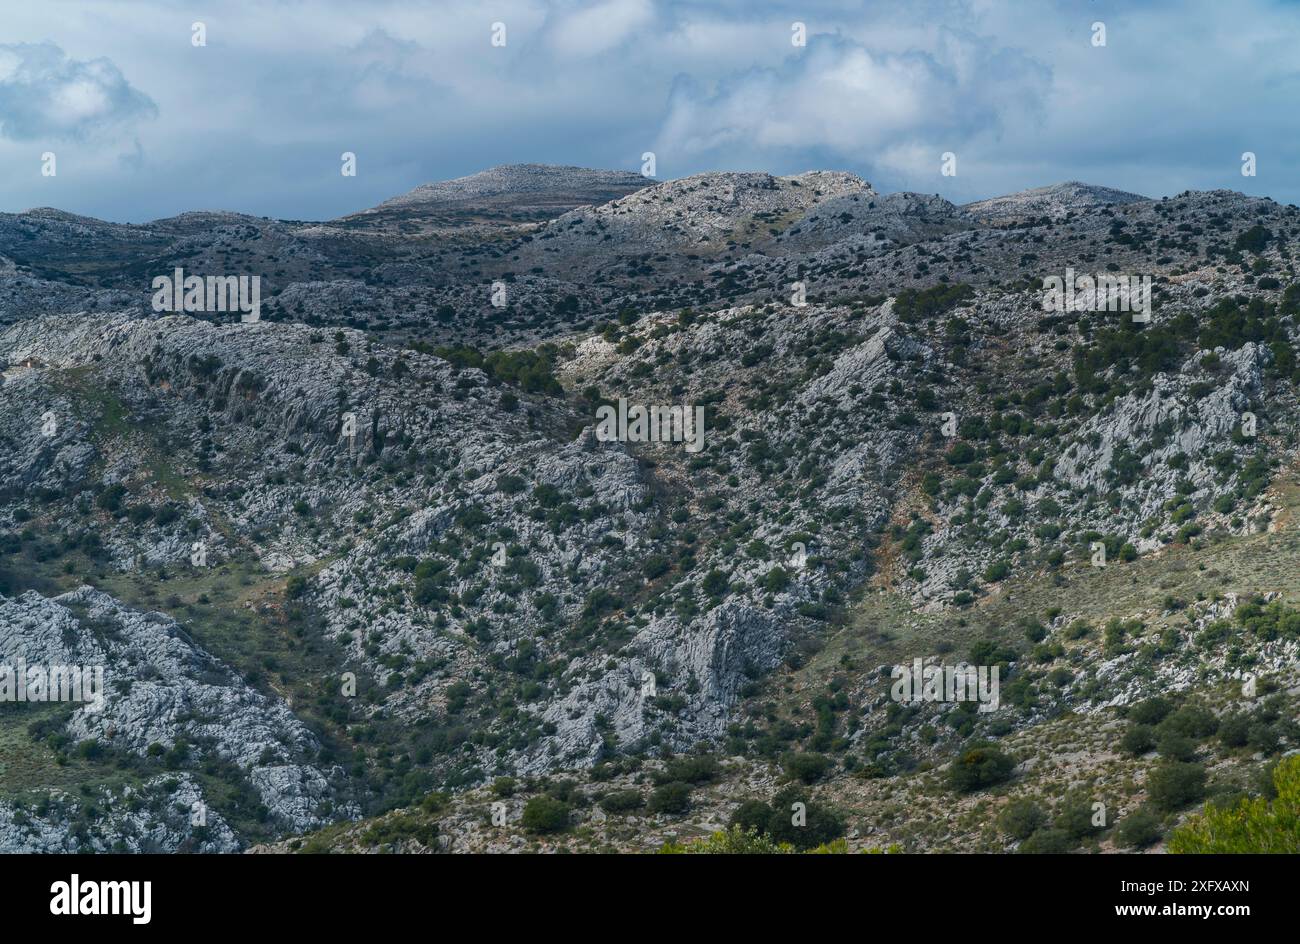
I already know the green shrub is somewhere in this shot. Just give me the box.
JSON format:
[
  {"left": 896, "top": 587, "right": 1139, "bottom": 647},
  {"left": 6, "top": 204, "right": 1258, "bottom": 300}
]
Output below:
[
  {"left": 656, "top": 754, "right": 719, "bottom": 785},
  {"left": 658, "top": 825, "right": 848, "bottom": 854},
  {"left": 1120, "top": 724, "right": 1155, "bottom": 756},
  {"left": 1019, "top": 828, "right": 1072, "bottom": 854},
  {"left": 520, "top": 796, "right": 570, "bottom": 833},
  {"left": 1116, "top": 807, "right": 1163, "bottom": 849},
  {"left": 598, "top": 789, "right": 644, "bottom": 814},
  {"left": 894, "top": 283, "right": 974, "bottom": 324},
  {"left": 782, "top": 752, "right": 831, "bottom": 784},
  {"left": 1156, "top": 732, "right": 1197, "bottom": 762},
  {"left": 1147, "top": 761, "right": 1206, "bottom": 812},
  {"left": 764, "top": 788, "right": 847, "bottom": 850},
  {"left": 1218, "top": 713, "right": 1251, "bottom": 748},
  {"left": 729, "top": 800, "right": 773, "bottom": 834},
  {"left": 647, "top": 782, "right": 692, "bottom": 814},
  {"left": 997, "top": 798, "right": 1047, "bottom": 840},
  {"left": 642, "top": 555, "right": 671, "bottom": 580},
  {"left": 1169, "top": 756, "right": 1300, "bottom": 853},
  {"left": 490, "top": 777, "right": 517, "bottom": 797},
  {"left": 1129, "top": 697, "right": 1173, "bottom": 726},
  {"left": 948, "top": 743, "right": 1015, "bottom": 793},
  {"left": 1055, "top": 795, "right": 1103, "bottom": 841},
  {"left": 1158, "top": 705, "right": 1218, "bottom": 739}
]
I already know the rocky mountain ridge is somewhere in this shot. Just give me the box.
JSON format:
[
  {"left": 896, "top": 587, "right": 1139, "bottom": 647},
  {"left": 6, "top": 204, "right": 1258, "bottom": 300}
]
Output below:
[{"left": 2, "top": 164, "right": 1299, "bottom": 853}]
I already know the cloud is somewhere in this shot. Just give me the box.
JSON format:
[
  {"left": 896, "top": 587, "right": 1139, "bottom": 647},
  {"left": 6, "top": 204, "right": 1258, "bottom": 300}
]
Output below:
[
  {"left": 543, "top": 0, "right": 656, "bottom": 58},
  {"left": 0, "top": 0, "right": 1298, "bottom": 221},
  {"left": 655, "top": 30, "right": 1050, "bottom": 182},
  {"left": 0, "top": 42, "right": 157, "bottom": 141}
]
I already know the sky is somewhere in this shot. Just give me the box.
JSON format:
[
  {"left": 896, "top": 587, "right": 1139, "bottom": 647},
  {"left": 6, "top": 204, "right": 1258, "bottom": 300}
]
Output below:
[{"left": 0, "top": 0, "right": 1296, "bottom": 222}]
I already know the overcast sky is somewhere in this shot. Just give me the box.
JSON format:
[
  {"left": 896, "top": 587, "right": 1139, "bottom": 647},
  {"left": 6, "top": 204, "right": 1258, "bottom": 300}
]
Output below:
[{"left": 1, "top": 0, "right": 1297, "bottom": 222}]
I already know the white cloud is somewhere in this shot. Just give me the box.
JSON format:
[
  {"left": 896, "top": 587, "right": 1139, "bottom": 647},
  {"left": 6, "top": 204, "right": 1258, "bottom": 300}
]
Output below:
[
  {"left": 0, "top": 0, "right": 1298, "bottom": 220},
  {"left": 545, "top": 0, "right": 656, "bottom": 58},
  {"left": 655, "top": 30, "right": 1050, "bottom": 180},
  {"left": 0, "top": 42, "right": 156, "bottom": 141}
]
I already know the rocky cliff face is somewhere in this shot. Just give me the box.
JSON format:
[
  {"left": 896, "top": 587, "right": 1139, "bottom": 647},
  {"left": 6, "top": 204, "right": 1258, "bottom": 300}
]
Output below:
[{"left": 0, "top": 586, "right": 355, "bottom": 849}]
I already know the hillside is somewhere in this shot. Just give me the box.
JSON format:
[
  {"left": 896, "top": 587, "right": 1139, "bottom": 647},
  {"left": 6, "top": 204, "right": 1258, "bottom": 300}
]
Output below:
[{"left": 2, "top": 165, "right": 1299, "bottom": 853}]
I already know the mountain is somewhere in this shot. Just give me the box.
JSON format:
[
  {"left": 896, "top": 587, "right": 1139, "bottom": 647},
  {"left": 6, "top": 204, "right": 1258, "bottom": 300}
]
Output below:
[
  {"left": 2, "top": 165, "right": 1299, "bottom": 853},
  {"left": 374, "top": 163, "right": 649, "bottom": 211},
  {"left": 962, "top": 181, "right": 1150, "bottom": 222},
  {"left": 334, "top": 164, "right": 652, "bottom": 236}
]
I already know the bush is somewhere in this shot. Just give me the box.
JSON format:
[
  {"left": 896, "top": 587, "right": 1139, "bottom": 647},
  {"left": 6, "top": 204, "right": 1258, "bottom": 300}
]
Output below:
[
  {"left": 1234, "top": 224, "right": 1273, "bottom": 254},
  {"left": 763, "top": 566, "right": 791, "bottom": 593},
  {"left": 1158, "top": 705, "right": 1218, "bottom": 739},
  {"left": 894, "top": 283, "right": 974, "bottom": 324},
  {"left": 1120, "top": 724, "right": 1155, "bottom": 756},
  {"left": 658, "top": 826, "right": 791, "bottom": 854},
  {"left": 946, "top": 442, "right": 977, "bottom": 465},
  {"left": 1019, "top": 828, "right": 1072, "bottom": 854},
  {"left": 1147, "top": 761, "right": 1206, "bottom": 812},
  {"left": 598, "top": 789, "right": 644, "bottom": 814},
  {"left": 657, "top": 825, "right": 849, "bottom": 854},
  {"left": 998, "top": 799, "right": 1047, "bottom": 840},
  {"left": 1214, "top": 713, "right": 1249, "bottom": 748},
  {"left": 782, "top": 752, "right": 831, "bottom": 784},
  {"left": 1169, "top": 755, "right": 1300, "bottom": 853},
  {"left": 729, "top": 800, "right": 772, "bottom": 834},
  {"left": 983, "top": 560, "right": 1011, "bottom": 582},
  {"left": 1129, "top": 696, "right": 1173, "bottom": 726},
  {"left": 496, "top": 475, "right": 526, "bottom": 495},
  {"left": 726, "top": 791, "right": 846, "bottom": 851},
  {"left": 948, "top": 743, "right": 1015, "bottom": 793},
  {"left": 1248, "top": 722, "right": 1281, "bottom": 755},
  {"left": 764, "top": 788, "right": 847, "bottom": 850},
  {"left": 642, "top": 555, "right": 672, "bottom": 580},
  {"left": 490, "top": 777, "right": 517, "bottom": 797},
  {"left": 701, "top": 569, "right": 730, "bottom": 598},
  {"left": 1116, "top": 807, "right": 1163, "bottom": 849},
  {"left": 647, "top": 782, "right": 692, "bottom": 815},
  {"left": 1055, "top": 795, "right": 1103, "bottom": 841},
  {"left": 656, "top": 754, "right": 719, "bottom": 785},
  {"left": 1156, "top": 732, "right": 1197, "bottom": 762},
  {"left": 520, "top": 796, "right": 570, "bottom": 834}
]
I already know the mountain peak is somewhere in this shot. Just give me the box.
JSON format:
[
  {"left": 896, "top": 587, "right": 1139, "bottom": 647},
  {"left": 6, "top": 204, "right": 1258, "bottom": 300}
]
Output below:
[
  {"left": 376, "top": 163, "right": 649, "bottom": 210},
  {"left": 963, "top": 181, "right": 1149, "bottom": 221}
]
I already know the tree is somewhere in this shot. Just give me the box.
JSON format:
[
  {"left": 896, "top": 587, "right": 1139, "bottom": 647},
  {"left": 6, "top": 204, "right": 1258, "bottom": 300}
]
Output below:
[
  {"left": 647, "top": 781, "right": 692, "bottom": 814},
  {"left": 1146, "top": 761, "right": 1206, "bottom": 812},
  {"left": 1116, "top": 807, "right": 1163, "bottom": 849},
  {"left": 729, "top": 800, "right": 772, "bottom": 834},
  {"left": 998, "top": 799, "right": 1047, "bottom": 840},
  {"left": 1233, "top": 224, "right": 1273, "bottom": 254},
  {"left": 948, "top": 743, "right": 1016, "bottom": 793},
  {"left": 598, "top": 789, "right": 644, "bottom": 814},
  {"left": 765, "top": 787, "right": 846, "bottom": 850},
  {"left": 520, "top": 796, "right": 570, "bottom": 834},
  {"left": 1169, "top": 756, "right": 1300, "bottom": 853},
  {"left": 1120, "top": 724, "right": 1155, "bottom": 756},
  {"left": 1019, "top": 828, "right": 1071, "bottom": 854},
  {"left": 1055, "top": 794, "right": 1104, "bottom": 841},
  {"left": 782, "top": 752, "right": 831, "bottom": 784}
]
